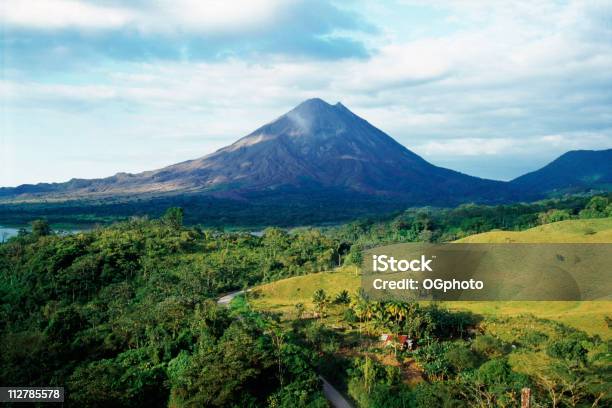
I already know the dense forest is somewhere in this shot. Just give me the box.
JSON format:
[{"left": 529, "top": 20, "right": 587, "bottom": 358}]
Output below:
[
  {"left": 306, "top": 290, "right": 609, "bottom": 407},
  {"left": 1, "top": 210, "right": 338, "bottom": 406},
  {"left": 0, "top": 189, "right": 418, "bottom": 228},
  {"left": 1, "top": 195, "right": 611, "bottom": 406},
  {"left": 2, "top": 190, "right": 610, "bottom": 229}
]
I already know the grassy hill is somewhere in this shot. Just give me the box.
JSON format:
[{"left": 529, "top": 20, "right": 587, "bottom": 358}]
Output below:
[
  {"left": 456, "top": 217, "right": 612, "bottom": 243},
  {"left": 250, "top": 218, "right": 612, "bottom": 338},
  {"left": 250, "top": 266, "right": 361, "bottom": 312}
]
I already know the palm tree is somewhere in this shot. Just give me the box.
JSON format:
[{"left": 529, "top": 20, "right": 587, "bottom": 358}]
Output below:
[
  {"left": 369, "top": 302, "right": 388, "bottom": 331},
  {"left": 294, "top": 303, "right": 305, "bottom": 319},
  {"left": 385, "top": 301, "right": 406, "bottom": 321},
  {"left": 350, "top": 290, "right": 372, "bottom": 335},
  {"left": 312, "top": 289, "right": 328, "bottom": 318},
  {"left": 334, "top": 290, "right": 351, "bottom": 305}
]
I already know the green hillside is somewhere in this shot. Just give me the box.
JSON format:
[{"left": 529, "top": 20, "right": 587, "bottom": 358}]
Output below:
[
  {"left": 251, "top": 218, "right": 612, "bottom": 338},
  {"left": 456, "top": 217, "right": 612, "bottom": 243}
]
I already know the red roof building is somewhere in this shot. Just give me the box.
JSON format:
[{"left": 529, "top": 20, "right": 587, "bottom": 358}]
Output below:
[{"left": 380, "top": 334, "right": 413, "bottom": 350}]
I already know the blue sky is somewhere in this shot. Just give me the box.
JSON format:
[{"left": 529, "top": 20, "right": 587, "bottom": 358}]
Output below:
[{"left": 1, "top": 0, "right": 611, "bottom": 186}]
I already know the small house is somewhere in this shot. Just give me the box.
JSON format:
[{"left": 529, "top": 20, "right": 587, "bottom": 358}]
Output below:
[{"left": 380, "top": 334, "right": 413, "bottom": 350}]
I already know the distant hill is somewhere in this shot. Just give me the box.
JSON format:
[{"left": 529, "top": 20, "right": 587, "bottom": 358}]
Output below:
[
  {"left": 510, "top": 149, "right": 612, "bottom": 194},
  {"left": 456, "top": 217, "right": 612, "bottom": 243}
]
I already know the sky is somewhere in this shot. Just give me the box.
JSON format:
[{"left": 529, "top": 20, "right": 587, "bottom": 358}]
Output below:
[{"left": 1, "top": 0, "right": 611, "bottom": 186}]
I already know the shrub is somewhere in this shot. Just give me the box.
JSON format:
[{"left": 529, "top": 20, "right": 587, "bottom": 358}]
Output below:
[
  {"left": 470, "top": 358, "right": 530, "bottom": 407},
  {"left": 343, "top": 245, "right": 363, "bottom": 266},
  {"left": 520, "top": 330, "right": 548, "bottom": 348},
  {"left": 445, "top": 343, "right": 480, "bottom": 373},
  {"left": 31, "top": 219, "right": 52, "bottom": 237},
  {"left": 476, "top": 358, "right": 512, "bottom": 384},
  {"left": 368, "top": 384, "right": 413, "bottom": 408},
  {"left": 472, "top": 335, "right": 506, "bottom": 358},
  {"left": 538, "top": 209, "right": 571, "bottom": 224},
  {"left": 294, "top": 303, "right": 305, "bottom": 319},
  {"left": 384, "top": 365, "right": 402, "bottom": 386},
  {"left": 302, "top": 321, "right": 339, "bottom": 353},
  {"left": 579, "top": 196, "right": 610, "bottom": 219},
  {"left": 413, "top": 381, "right": 459, "bottom": 408},
  {"left": 547, "top": 337, "right": 588, "bottom": 365},
  {"left": 343, "top": 308, "right": 358, "bottom": 324},
  {"left": 413, "top": 341, "right": 452, "bottom": 379}
]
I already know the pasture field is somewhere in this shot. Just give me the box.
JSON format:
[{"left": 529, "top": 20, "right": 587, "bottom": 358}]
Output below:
[{"left": 250, "top": 218, "right": 612, "bottom": 339}]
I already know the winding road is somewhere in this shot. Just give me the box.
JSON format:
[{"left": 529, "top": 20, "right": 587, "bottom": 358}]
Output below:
[
  {"left": 216, "top": 289, "right": 245, "bottom": 306},
  {"left": 320, "top": 377, "right": 353, "bottom": 408},
  {"left": 216, "top": 290, "right": 354, "bottom": 408}
]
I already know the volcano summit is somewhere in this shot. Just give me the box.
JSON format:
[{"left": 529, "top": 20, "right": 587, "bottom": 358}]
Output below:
[{"left": 1, "top": 98, "right": 518, "bottom": 206}]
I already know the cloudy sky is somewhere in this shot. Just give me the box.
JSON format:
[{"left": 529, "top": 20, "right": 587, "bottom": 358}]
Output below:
[{"left": 1, "top": 0, "right": 611, "bottom": 186}]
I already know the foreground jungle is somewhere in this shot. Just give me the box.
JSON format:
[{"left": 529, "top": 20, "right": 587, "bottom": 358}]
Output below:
[{"left": 1, "top": 194, "right": 611, "bottom": 407}]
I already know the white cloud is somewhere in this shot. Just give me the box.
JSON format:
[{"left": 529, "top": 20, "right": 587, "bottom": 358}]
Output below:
[
  {"left": 2, "top": 0, "right": 611, "bottom": 185},
  {"left": 140, "top": 0, "right": 293, "bottom": 34},
  {"left": 0, "top": 0, "right": 135, "bottom": 29},
  {"left": 413, "top": 133, "right": 612, "bottom": 158},
  {"left": 0, "top": 0, "right": 296, "bottom": 33},
  {"left": 416, "top": 138, "right": 515, "bottom": 156}
]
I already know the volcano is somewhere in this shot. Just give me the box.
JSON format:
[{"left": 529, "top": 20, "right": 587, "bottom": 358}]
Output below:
[{"left": 0, "top": 98, "right": 514, "bottom": 206}]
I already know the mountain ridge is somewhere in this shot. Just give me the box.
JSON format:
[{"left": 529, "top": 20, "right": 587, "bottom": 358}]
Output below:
[
  {"left": 510, "top": 149, "right": 612, "bottom": 194},
  {"left": 1, "top": 99, "right": 610, "bottom": 207}
]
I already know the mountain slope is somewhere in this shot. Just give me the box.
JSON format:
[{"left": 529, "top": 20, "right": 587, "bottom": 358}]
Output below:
[
  {"left": 510, "top": 149, "right": 612, "bottom": 194},
  {"left": 2, "top": 99, "right": 609, "bottom": 207},
  {"left": 0, "top": 98, "right": 514, "bottom": 205}
]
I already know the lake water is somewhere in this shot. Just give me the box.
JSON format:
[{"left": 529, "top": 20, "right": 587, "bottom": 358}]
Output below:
[
  {"left": 0, "top": 226, "right": 85, "bottom": 242},
  {"left": 0, "top": 227, "right": 295, "bottom": 242},
  {"left": 0, "top": 226, "right": 20, "bottom": 242}
]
